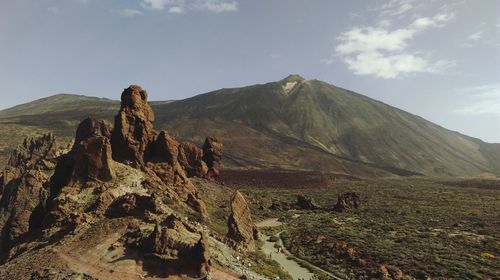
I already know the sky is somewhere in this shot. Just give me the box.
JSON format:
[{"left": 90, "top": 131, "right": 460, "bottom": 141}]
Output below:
[{"left": 1, "top": 0, "right": 499, "bottom": 142}]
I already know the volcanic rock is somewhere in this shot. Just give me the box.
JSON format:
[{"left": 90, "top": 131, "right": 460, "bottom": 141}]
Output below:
[
  {"left": 111, "top": 85, "right": 156, "bottom": 166},
  {"left": 226, "top": 191, "right": 259, "bottom": 248},
  {"left": 0, "top": 134, "right": 57, "bottom": 254},
  {"left": 141, "top": 219, "right": 210, "bottom": 277},
  {"left": 63, "top": 118, "right": 115, "bottom": 183},
  {"left": 7, "top": 133, "right": 57, "bottom": 172},
  {"left": 74, "top": 118, "right": 112, "bottom": 145},
  {"left": 296, "top": 194, "right": 320, "bottom": 210},
  {"left": 202, "top": 136, "right": 222, "bottom": 180},
  {"left": 177, "top": 142, "right": 208, "bottom": 177},
  {"left": 151, "top": 131, "right": 179, "bottom": 165},
  {"left": 269, "top": 200, "right": 292, "bottom": 211},
  {"left": 190, "top": 233, "right": 211, "bottom": 277},
  {"left": 334, "top": 192, "right": 361, "bottom": 212}
]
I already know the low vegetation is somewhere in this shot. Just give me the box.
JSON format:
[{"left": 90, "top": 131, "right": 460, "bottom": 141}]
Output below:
[{"left": 238, "top": 177, "right": 500, "bottom": 279}]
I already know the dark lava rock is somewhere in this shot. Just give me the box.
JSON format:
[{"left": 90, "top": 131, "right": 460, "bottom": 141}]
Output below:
[{"left": 334, "top": 192, "right": 361, "bottom": 212}]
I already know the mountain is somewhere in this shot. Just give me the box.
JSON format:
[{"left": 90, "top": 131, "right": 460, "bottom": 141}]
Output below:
[{"left": 1, "top": 75, "right": 499, "bottom": 176}]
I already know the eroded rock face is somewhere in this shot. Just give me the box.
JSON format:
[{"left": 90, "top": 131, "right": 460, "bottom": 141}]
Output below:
[
  {"left": 0, "top": 134, "right": 57, "bottom": 255},
  {"left": 202, "top": 137, "right": 222, "bottom": 180},
  {"left": 60, "top": 118, "right": 115, "bottom": 183},
  {"left": 190, "top": 233, "right": 211, "bottom": 277},
  {"left": 296, "top": 195, "right": 320, "bottom": 210},
  {"left": 178, "top": 142, "right": 208, "bottom": 178},
  {"left": 151, "top": 131, "right": 179, "bottom": 165},
  {"left": 141, "top": 219, "right": 210, "bottom": 278},
  {"left": 111, "top": 85, "right": 156, "bottom": 166},
  {"left": 334, "top": 192, "right": 361, "bottom": 212},
  {"left": 74, "top": 118, "right": 112, "bottom": 145},
  {"left": 7, "top": 133, "right": 57, "bottom": 172},
  {"left": 226, "top": 191, "right": 259, "bottom": 248}
]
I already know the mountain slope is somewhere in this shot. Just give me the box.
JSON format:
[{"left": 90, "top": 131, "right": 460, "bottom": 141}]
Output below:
[
  {"left": 1, "top": 76, "right": 499, "bottom": 176},
  {"left": 154, "top": 75, "right": 499, "bottom": 176}
]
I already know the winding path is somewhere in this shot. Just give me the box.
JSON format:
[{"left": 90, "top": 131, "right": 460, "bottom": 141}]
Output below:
[{"left": 257, "top": 218, "right": 344, "bottom": 280}]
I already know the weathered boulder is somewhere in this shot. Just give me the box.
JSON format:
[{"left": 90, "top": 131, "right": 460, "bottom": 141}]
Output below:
[
  {"left": 334, "top": 192, "right": 361, "bottom": 212},
  {"left": 226, "top": 191, "right": 259, "bottom": 248},
  {"left": 202, "top": 137, "right": 222, "bottom": 180},
  {"left": 141, "top": 218, "right": 210, "bottom": 277},
  {"left": 177, "top": 142, "right": 208, "bottom": 178},
  {"left": 111, "top": 85, "right": 156, "bottom": 166},
  {"left": 296, "top": 195, "right": 320, "bottom": 210}
]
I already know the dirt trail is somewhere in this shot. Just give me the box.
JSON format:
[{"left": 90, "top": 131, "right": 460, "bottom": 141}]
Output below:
[
  {"left": 257, "top": 218, "right": 344, "bottom": 280},
  {"left": 261, "top": 232, "right": 314, "bottom": 280}
]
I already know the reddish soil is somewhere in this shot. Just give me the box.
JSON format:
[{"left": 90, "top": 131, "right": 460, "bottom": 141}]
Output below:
[{"left": 220, "top": 169, "right": 358, "bottom": 189}]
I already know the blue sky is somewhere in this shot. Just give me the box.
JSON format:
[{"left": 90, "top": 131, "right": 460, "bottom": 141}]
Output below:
[{"left": 1, "top": 0, "right": 499, "bottom": 142}]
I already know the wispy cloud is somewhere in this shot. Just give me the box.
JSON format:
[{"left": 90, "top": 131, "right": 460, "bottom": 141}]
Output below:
[
  {"left": 455, "top": 85, "right": 500, "bottom": 116},
  {"left": 140, "top": 0, "right": 238, "bottom": 14},
  {"left": 377, "top": 0, "right": 419, "bottom": 17},
  {"left": 119, "top": 8, "right": 143, "bottom": 17},
  {"left": 333, "top": 13, "right": 455, "bottom": 79},
  {"left": 468, "top": 30, "right": 483, "bottom": 41}
]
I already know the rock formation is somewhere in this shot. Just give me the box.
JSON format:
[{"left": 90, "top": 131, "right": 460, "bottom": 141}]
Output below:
[
  {"left": 140, "top": 215, "right": 210, "bottom": 278},
  {"left": 178, "top": 142, "right": 208, "bottom": 177},
  {"left": 71, "top": 118, "right": 115, "bottom": 182},
  {"left": 226, "top": 190, "right": 259, "bottom": 249},
  {"left": 0, "top": 134, "right": 57, "bottom": 256},
  {"left": 334, "top": 192, "right": 361, "bottom": 212},
  {"left": 296, "top": 194, "right": 320, "bottom": 210},
  {"left": 107, "top": 86, "right": 210, "bottom": 220},
  {"left": 202, "top": 136, "right": 222, "bottom": 180},
  {"left": 0, "top": 85, "right": 230, "bottom": 278},
  {"left": 111, "top": 85, "right": 156, "bottom": 166}
]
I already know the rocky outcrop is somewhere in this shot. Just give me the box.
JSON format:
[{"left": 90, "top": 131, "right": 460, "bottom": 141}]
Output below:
[
  {"left": 296, "top": 194, "right": 320, "bottom": 210},
  {"left": 178, "top": 142, "right": 208, "bottom": 178},
  {"left": 0, "top": 85, "right": 223, "bottom": 277},
  {"left": 107, "top": 87, "right": 209, "bottom": 220},
  {"left": 141, "top": 215, "right": 209, "bottom": 277},
  {"left": 202, "top": 137, "right": 222, "bottom": 180},
  {"left": 6, "top": 133, "right": 57, "bottom": 173},
  {"left": 0, "top": 134, "right": 57, "bottom": 255},
  {"left": 111, "top": 85, "right": 156, "bottom": 166},
  {"left": 334, "top": 192, "right": 361, "bottom": 212},
  {"left": 226, "top": 191, "right": 259, "bottom": 249},
  {"left": 71, "top": 118, "right": 115, "bottom": 182},
  {"left": 190, "top": 233, "right": 211, "bottom": 277},
  {"left": 151, "top": 131, "right": 179, "bottom": 165}
]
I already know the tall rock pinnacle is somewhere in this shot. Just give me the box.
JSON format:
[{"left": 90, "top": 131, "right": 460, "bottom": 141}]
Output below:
[{"left": 111, "top": 85, "right": 157, "bottom": 166}]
